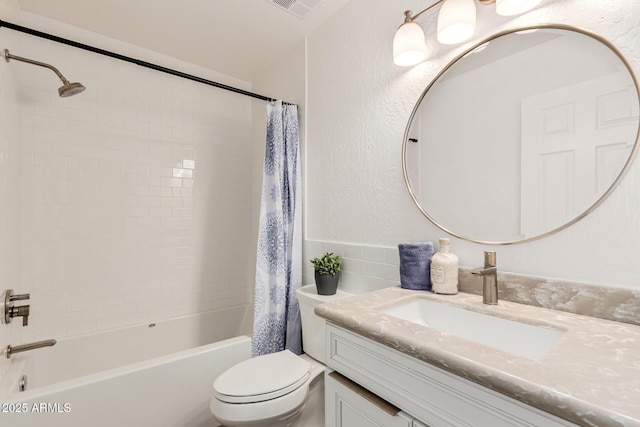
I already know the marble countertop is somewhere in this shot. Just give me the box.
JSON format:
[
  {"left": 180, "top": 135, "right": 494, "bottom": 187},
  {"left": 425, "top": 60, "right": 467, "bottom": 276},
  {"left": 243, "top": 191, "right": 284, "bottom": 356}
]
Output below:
[{"left": 315, "top": 286, "right": 640, "bottom": 427}]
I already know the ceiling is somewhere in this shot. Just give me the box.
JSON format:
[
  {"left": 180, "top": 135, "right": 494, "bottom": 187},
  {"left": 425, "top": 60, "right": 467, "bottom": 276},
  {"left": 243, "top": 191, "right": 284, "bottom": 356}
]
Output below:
[{"left": 17, "top": 0, "right": 352, "bottom": 82}]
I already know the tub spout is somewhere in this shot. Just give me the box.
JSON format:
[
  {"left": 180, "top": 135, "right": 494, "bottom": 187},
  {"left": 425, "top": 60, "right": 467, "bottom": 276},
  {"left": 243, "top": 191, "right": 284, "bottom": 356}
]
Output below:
[{"left": 6, "top": 339, "right": 56, "bottom": 359}]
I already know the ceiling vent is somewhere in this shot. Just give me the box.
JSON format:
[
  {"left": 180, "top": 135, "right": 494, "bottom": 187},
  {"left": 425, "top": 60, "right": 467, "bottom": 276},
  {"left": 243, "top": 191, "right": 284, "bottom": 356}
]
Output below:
[{"left": 266, "top": 0, "right": 324, "bottom": 19}]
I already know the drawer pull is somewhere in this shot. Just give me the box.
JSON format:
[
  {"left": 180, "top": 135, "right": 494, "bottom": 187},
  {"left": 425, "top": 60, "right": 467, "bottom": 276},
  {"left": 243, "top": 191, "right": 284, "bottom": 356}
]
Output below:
[{"left": 329, "top": 371, "right": 401, "bottom": 416}]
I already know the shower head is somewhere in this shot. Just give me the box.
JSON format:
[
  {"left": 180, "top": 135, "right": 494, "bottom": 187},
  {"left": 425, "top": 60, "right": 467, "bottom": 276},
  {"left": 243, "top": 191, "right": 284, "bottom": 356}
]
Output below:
[
  {"left": 58, "top": 81, "right": 86, "bottom": 97},
  {"left": 4, "top": 48, "right": 85, "bottom": 97}
]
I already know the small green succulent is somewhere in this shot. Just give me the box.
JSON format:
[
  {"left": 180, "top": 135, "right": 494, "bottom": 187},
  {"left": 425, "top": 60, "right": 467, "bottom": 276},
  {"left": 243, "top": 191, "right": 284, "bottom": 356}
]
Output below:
[{"left": 310, "top": 252, "right": 342, "bottom": 276}]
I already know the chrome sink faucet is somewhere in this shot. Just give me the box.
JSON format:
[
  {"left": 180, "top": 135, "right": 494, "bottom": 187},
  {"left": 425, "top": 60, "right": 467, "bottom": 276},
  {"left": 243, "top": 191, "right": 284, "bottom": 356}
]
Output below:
[{"left": 471, "top": 251, "right": 498, "bottom": 305}]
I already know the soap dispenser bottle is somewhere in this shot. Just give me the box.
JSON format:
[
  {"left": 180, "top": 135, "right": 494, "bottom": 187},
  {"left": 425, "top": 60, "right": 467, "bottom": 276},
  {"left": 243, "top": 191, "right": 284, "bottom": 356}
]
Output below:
[{"left": 431, "top": 238, "right": 459, "bottom": 294}]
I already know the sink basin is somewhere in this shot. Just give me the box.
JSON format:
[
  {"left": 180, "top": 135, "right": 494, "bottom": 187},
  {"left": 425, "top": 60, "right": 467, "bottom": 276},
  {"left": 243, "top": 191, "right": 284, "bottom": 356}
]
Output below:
[{"left": 380, "top": 299, "right": 564, "bottom": 359}]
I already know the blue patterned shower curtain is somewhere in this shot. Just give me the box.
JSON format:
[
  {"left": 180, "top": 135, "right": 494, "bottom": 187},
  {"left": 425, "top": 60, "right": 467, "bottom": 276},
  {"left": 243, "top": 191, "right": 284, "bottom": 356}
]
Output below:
[{"left": 252, "top": 101, "right": 302, "bottom": 356}]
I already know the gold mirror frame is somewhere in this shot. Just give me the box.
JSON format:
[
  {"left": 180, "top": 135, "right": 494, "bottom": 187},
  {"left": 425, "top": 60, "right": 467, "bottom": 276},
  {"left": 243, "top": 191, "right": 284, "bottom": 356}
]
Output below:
[{"left": 402, "top": 23, "right": 640, "bottom": 245}]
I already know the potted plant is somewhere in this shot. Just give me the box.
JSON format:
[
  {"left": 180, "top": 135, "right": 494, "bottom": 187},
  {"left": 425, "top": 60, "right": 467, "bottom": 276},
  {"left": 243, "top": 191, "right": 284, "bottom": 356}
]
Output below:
[{"left": 310, "top": 252, "right": 342, "bottom": 295}]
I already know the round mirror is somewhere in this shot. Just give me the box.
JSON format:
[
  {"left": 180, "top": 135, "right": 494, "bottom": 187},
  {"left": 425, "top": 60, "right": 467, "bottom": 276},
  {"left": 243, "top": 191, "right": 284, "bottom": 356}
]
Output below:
[{"left": 403, "top": 24, "right": 640, "bottom": 245}]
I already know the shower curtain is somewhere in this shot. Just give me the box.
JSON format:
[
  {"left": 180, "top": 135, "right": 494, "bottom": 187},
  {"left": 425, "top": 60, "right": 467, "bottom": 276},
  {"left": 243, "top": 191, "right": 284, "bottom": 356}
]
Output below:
[{"left": 252, "top": 100, "right": 302, "bottom": 356}]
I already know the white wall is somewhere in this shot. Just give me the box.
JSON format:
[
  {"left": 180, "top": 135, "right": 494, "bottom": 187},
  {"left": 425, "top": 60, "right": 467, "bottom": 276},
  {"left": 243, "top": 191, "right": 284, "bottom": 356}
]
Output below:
[
  {"left": 0, "top": 4, "right": 257, "bottom": 366},
  {"left": 251, "top": 40, "right": 307, "bottom": 273},
  {"left": 304, "top": 0, "right": 640, "bottom": 289}
]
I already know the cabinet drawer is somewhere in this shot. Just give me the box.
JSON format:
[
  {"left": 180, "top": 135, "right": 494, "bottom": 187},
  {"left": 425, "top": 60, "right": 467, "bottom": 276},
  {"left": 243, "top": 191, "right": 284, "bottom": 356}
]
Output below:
[
  {"left": 326, "top": 370, "right": 413, "bottom": 427},
  {"left": 327, "top": 324, "right": 575, "bottom": 427}
]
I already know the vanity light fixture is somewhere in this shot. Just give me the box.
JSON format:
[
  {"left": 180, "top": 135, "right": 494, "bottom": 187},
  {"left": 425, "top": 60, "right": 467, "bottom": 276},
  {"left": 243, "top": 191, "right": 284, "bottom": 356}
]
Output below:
[{"left": 393, "top": 0, "right": 541, "bottom": 66}]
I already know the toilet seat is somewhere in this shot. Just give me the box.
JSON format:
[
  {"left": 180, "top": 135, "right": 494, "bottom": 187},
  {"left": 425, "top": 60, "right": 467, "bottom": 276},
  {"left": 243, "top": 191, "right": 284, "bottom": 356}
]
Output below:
[
  {"left": 210, "top": 378, "right": 310, "bottom": 426},
  {"left": 213, "top": 350, "right": 311, "bottom": 404}
]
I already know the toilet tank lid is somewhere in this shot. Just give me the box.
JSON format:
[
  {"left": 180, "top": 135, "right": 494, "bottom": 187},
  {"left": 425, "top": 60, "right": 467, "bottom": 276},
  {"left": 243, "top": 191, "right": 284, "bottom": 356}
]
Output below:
[
  {"left": 296, "top": 284, "right": 353, "bottom": 305},
  {"left": 213, "top": 350, "right": 311, "bottom": 401}
]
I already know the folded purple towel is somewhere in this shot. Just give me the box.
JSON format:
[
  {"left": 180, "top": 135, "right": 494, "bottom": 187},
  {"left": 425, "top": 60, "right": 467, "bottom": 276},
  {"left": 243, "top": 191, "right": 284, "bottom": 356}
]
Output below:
[{"left": 398, "top": 242, "right": 434, "bottom": 291}]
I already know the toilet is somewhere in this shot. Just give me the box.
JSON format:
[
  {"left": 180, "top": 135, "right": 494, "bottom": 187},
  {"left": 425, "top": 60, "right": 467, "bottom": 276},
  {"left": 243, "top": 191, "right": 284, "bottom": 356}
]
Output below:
[{"left": 210, "top": 284, "right": 352, "bottom": 427}]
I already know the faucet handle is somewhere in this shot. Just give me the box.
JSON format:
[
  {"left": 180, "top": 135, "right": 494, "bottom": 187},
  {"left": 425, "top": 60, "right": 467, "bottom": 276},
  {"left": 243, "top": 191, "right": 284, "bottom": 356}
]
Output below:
[
  {"left": 10, "top": 306, "right": 30, "bottom": 326},
  {"left": 2, "top": 290, "right": 31, "bottom": 326},
  {"left": 9, "top": 293, "right": 30, "bottom": 302},
  {"left": 484, "top": 251, "right": 496, "bottom": 267}
]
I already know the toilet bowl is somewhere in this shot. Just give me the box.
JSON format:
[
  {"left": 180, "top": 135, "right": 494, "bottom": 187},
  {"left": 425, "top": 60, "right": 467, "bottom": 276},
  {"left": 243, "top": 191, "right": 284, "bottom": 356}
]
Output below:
[{"left": 210, "top": 284, "right": 352, "bottom": 427}]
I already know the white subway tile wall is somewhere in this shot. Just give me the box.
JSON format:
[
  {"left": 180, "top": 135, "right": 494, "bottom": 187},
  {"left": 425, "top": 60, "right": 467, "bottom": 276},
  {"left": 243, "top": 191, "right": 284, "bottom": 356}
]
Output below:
[
  {"left": 303, "top": 240, "right": 401, "bottom": 295},
  {"left": 0, "top": 8, "right": 23, "bottom": 376},
  {"left": 0, "top": 12, "right": 256, "bottom": 346}
]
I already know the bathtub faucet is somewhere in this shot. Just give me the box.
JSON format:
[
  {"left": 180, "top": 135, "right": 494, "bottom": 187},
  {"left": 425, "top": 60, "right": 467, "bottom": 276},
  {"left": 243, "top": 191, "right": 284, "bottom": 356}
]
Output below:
[
  {"left": 6, "top": 339, "right": 56, "bottom": 359},
  {"left": 2, "top": 289, "right": 30, "bottom": 326}
]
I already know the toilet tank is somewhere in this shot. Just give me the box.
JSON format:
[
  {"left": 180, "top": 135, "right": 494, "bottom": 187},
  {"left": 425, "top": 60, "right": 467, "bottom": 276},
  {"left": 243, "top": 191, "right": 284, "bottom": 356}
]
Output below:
[{"left": 296, "top": 284, "right": 353, "bottom": 364}]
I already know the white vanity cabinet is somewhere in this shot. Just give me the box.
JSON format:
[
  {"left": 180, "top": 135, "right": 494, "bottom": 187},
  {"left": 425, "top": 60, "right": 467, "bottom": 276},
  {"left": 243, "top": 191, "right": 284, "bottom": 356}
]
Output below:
[{"left": 325, "top": 323, "right": 577, "bottom": 427}]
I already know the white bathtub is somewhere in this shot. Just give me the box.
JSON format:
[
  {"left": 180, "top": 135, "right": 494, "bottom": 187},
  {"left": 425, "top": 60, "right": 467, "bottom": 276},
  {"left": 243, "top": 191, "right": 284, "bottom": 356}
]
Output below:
[{"left": 0, "top": 305, "right": 252, "bottom": 427}]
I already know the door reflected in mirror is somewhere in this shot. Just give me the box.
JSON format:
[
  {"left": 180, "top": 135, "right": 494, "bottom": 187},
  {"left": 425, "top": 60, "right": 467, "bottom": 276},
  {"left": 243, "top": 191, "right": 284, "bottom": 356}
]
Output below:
[{"left": 403, "top": 25, "right": 640, "bottom": 244}]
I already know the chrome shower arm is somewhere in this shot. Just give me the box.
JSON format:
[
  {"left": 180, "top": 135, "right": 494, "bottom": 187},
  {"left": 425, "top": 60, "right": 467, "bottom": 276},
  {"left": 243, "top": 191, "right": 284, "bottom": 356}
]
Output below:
[
  {"left": 3, "top": 48, "right": 85, "bottom": 97},
  {"left": 4, "top": 48, "right": 70, "bottom": 84}
]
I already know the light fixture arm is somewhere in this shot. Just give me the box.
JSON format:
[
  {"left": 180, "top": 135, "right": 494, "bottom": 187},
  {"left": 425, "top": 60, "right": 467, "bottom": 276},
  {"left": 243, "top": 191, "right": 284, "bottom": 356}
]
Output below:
[
  {"left": 404, "top": 0, "right": 496, "bottom": 23},
  {"left": 394, "top": 0, "right": 539, "bottom": 66},
  {"left": 403, "top": 2, "right": 443, "bottom": 23},
  {"left": 4, "top": 49, "right": 70, "bottom": 84}
]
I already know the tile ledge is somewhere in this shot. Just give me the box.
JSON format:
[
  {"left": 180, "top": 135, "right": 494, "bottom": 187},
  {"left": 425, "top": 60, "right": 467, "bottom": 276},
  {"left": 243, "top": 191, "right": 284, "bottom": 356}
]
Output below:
[{"left": 459, "top": 267, "right": 640, "bottom": 326}]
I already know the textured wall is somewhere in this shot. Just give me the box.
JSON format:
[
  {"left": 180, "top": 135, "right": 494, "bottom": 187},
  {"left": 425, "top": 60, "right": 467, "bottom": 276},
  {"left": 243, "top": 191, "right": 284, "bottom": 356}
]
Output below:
[
  {"left": 305, "top": 0, "right": 640, "bottom": 289},
  {"left": 0, "top": 6, "right": 257, "bottom": 359}
]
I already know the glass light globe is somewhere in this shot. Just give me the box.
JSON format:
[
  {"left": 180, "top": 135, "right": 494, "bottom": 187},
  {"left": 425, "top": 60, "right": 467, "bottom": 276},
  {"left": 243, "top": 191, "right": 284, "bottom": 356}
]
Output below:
[
  {"left": 437, "top": 0, "right": 476, "bottom": 45},
  {"left": 393, "top": 21, "right": 427, "bottom": 66}
]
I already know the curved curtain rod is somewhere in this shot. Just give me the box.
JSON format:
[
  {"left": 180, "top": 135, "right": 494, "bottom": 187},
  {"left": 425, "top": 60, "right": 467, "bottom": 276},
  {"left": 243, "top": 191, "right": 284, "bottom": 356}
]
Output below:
[{"left": 0, "top": 19, "right": 294, "bottom": 106}]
